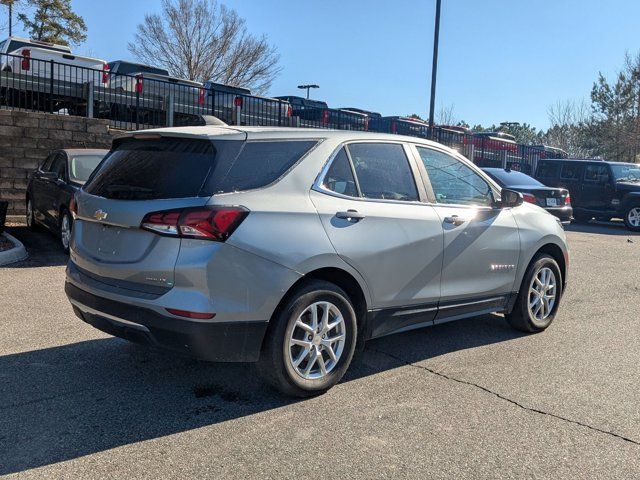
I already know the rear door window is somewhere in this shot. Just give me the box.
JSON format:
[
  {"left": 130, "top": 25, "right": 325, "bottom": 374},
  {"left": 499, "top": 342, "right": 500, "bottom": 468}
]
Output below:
[
  {"left": 322, "top": 148, "right": 358, "bottom": 197},
  {"left": 584, "top": 164, "right": 611, "bottom": 182},
  {"left": 560, "top": 163, "right": 581, "bottom": 180},
  {"left": 536, "top": 162, "right": 559, "bottom": 179},
  {"left": 347, "top": 143, "right": 418, "bottom": 201},
  {"left": 50, "top": 153, "right": 66, "bottom": 180}
]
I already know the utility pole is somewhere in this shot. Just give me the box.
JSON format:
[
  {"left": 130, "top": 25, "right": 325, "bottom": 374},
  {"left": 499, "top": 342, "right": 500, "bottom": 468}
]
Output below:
[{"left": 427, "top": 0, "right": 442, "bottom": 140}]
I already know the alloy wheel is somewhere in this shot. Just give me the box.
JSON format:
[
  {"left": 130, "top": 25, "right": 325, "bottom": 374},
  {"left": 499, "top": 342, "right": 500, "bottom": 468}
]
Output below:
[
  {"left": 528, "top": 267, "right": 557, "bottom": 322},
  {"left": 287, "top": 301, "right": 346, "bottom": 380},
  {"left": 61, "top": 214, "right": 72, "bottom": 250},
  {"left": 628, "top": 207, "right": 640, "bottom": 228}
]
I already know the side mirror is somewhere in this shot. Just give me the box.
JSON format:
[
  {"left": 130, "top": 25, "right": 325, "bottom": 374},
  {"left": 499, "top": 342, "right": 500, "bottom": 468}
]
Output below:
[{"left": 495, "top": 188, "right": 524, "bottom": 208}]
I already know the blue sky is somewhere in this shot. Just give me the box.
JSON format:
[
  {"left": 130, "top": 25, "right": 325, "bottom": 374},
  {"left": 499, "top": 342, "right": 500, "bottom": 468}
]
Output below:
[{"left": 7, "top": 0, "right": 640, "bottom": 129}]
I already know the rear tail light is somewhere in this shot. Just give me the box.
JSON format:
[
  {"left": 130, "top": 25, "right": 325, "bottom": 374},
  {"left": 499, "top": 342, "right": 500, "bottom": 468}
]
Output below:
[
  {"left": 69, "top": 196, "right": 78, "bottom": 219},
  {"left": 198, "top": 87, "right": 206, "bottom": 105},
  {"left": 391, "top": 120, "right": 397, "bottom": 134},
  {"left": 287, "top": 105, "right": 293, "bottom": 117},
  {"left": 101, "top": 63, "right": 109, "bottom": 84},
  {"left": 21, "top": 49, "right": 30, "bottom": 71},
  {"left": 321, "top": 109, "right": 330, "bottom": 124},
  {"left": 364, "top": 117, "right": 369, "bottom": 131},
  {"left": 135, "top": 74, "right": 144, "bottom": 93},
  {"left": 564, "top": 193, "right": 571, "bottom": 205},
  {"left": 523, "top": 193, "right": 537, "bottom": 204},
  {"left": 234, "top": 96, "right": 243, "bottom": 108},
  {"left": 141, "top": 206, "right": 249, "bottom": 242}
]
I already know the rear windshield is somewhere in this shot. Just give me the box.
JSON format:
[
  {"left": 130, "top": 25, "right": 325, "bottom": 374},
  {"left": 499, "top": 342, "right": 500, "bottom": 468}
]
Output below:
[
  {"left": 69, "top": 154, "right": 105, "bottom": 184},
  {"left": 484, "top": 169, "right": 543, "bottom": 187},
  {"left": 109, "top": 62, "right": 169, "bottom": 76},
  {"left": 84, "top": 137, "right": 317, "bottom": 200}
]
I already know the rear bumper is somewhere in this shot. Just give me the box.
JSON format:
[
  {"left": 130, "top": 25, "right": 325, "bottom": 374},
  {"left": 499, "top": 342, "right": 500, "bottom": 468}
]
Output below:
[
  {"left": 544, "top": 206, "right": 573, "bottom": 222},
  {"left": 65, "top": 282, "right": 268, "bottom": 362}
]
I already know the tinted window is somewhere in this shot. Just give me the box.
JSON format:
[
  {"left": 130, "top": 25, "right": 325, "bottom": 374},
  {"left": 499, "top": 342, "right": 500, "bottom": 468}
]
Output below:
[
  {"left": 484, "top": 169, "right": 543, "bottom": 187},
  {"left": 50, "top": 154, "right": 66, "bottom": 179},
  {"left": 85, "top": 138, "right": 222, "bottom": 200},
  {"left": 584, "top": 164, "right": 610, "bottom": 182},
  {"left": 322, "top": 148, "right": 358, "bottom": 197},
  {"left": 206, "top": 140, "right": 317, "bottom": 193},
  {"left": 109, "top": 62, "right": 169, "bottom": 76},
  {"left": 418, "top": 147, "right": 492, "bottom": 206},
  {"left": 69, "top": 154, "right": 105, "bottom": 184},
  {"left": 560, "top": 163, "right": 581, "bottom": 180},
  {"left": 41, "top": 154, "right": 55, "bottom": 171},
  {"left": 536, "top": 162, "right": 559, "bottom": 178},
  {"left": 610, "top": 163, "right": 640, "bottom": 182},
  {"left": 348, "top": 143, "right": 418, "bottom": 201}
]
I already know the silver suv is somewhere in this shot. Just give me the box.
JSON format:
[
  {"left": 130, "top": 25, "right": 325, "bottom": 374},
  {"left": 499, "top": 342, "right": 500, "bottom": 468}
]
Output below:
[{"left": 65, "top": 127, "right": 569, "bottom": 397}]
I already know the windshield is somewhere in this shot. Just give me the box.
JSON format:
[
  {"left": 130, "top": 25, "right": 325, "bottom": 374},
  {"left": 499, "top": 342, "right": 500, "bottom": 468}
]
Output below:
[
  {"left": 610, "top": 164, "right": 640, "bottom": 182},
  {"left": 69, "top": 154, "right": 105, "bottom": 184},
  {"left": 484, "top": 169, "right": 544, "bottom": 187}
]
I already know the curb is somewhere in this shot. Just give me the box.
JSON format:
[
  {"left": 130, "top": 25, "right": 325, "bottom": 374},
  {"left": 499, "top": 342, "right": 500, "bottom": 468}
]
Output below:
[{"left": 0, "top": 232, "right": 28, "bottom": 266}]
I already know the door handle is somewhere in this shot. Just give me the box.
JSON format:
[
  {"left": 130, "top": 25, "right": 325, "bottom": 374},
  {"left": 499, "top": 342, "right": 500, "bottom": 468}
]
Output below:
[
  {"left": 336, "top": 209, "right": 365, "bottom": 222},
  {"left": 443, "top": 215, "right": 465, "bottom": 226}
]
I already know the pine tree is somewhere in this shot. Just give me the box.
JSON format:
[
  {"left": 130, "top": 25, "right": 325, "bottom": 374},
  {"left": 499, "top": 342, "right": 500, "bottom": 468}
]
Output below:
[{"left": 17, "top": 0, "right": 86, "bottom": 46}]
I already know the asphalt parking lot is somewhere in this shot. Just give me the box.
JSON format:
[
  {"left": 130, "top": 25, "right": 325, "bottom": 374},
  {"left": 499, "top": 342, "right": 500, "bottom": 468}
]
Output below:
[{"left": 1, "top": 221, "right": 639, "bottom": 479}]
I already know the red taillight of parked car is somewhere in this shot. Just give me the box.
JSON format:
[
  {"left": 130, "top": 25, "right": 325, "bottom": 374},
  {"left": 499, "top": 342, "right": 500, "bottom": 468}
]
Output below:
[
  {"left": 564, "top": 193, "right": 571, "bottom": 205},
  {"left": 198, "top": 87, "right": 206, "bottom": 105},
  {"left": 101, "top": 63, "right": 110, "bottom": 84},
  {"left": 364, "top": 117, "right": 369, "bottom": 131},
  {"left": 391, "top": 120, "right": 397, "bottom": 134},
  {"left": 523, "top": 193, "right": 537, "bottom": 204},
  {"left": 21, "top": 49, "right": 30, "bottom": 71},
  {"left": 287, "top": 105, "right": 293, "bottom": 117},
  {"left": 321, "top": 109, "right": 330, "bottom": 125},
  {"left": 135, "top": 74, "right": 144, "bottom": 93},
  {"left": 141, "top": 206, "right": 249, "bottom": 242},
  {"left": 234, "top": 96, "right": 243, "bottom": 108}
]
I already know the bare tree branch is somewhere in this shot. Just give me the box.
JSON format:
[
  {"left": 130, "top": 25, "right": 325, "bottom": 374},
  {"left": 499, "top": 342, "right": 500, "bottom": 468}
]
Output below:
[{"left": 128, "top": 0, "right": 281, "bottom": 94}]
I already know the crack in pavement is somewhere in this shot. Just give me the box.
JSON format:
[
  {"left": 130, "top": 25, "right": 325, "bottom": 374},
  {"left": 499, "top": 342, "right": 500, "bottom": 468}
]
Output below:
[{"left": 371, "top": 348, "right": 640, "bottom": 446}]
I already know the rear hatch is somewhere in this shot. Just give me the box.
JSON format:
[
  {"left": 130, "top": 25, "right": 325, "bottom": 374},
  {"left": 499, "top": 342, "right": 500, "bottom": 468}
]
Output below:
[{"left": 72, "top": 133, "right": 244, "bottom": 295}]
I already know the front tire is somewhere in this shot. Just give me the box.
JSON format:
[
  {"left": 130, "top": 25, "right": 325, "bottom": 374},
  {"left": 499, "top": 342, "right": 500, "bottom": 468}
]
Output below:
[
  {"left": 60, "top": 211, "right": 72, "bottom": 254},
  {"left": 258, "top": 280, "right": 357, "bottom": 397},
  {"left": 623, "top": 206, "right": 640, "bottom": 232},
  {"left": 505, "top": 254, "right": 563, "bottom": 333},
  {"left": 26, "top": 198, "right": 39, "bottom": 231}
]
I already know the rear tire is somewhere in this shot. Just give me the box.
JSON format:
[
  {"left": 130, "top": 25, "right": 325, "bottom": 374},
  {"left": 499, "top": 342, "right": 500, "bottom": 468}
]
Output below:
[
  {"left": 623, "top": 206, "right": 640, "bottom": 232},
  {"left": 505, "top": 254, "right": 563, "bottom": 333},
  {"left": 258, "top": 280, "right": 357, "bottom": 397}
]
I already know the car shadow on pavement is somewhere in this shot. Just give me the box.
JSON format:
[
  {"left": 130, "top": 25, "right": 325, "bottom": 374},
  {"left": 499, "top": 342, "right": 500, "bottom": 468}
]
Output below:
[
  {"left": 0, "top": 313, "right": 523, "bottom": 475},
  {"left": 564, "top": 220, "right": 640, "bottom": 236},
  {"left": 3, "top": 226, "right": 68, "bottom": 268}
]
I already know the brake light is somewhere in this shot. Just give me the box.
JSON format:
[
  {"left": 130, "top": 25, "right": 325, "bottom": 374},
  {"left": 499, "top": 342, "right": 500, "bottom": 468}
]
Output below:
[
  {"left": 135, "top": 74, "right": 143, "bottom": 93},
  {"left": 141, "top": 206, "right": 249, "bottom": 241},
  {"left": 564, "top": 193, "right": 571, "bottom": 205},
  {"left": 321, "top": 109, "right": 330, "bottom": 124},
  {"left": 102, "top": 63, "right": 109, "bottom": 84},
  {"left": 198, "top": 87, "right": 205, "bottom": 105},
  {"left": 391, "top": 120, "right": 397, "bottom": 134},
  {"left": 364, "top": 117, "right": 369, "bottom": 131},
  {"left": 165, "top": 308, "right": 216, "bottom": 320},
  {"left": 523, "top": 193, "right": 537, "bottom": 204},
  {"left": 287, "top": 105, "right": 293, "bottom": 117},
  {"left": 234, "top": 96, "right": 243, "bottom": 108},
  {"left": 69, "top": 196, "right": 78, "bottom": 218},
  {"left": 21, "top": 49, "right": 30, "bottom": 71}
]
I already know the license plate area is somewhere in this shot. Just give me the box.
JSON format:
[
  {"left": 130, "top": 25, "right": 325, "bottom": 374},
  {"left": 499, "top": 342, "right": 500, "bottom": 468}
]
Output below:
[{"left": 546, "top": 198, "right": 558, "bottom": 207}]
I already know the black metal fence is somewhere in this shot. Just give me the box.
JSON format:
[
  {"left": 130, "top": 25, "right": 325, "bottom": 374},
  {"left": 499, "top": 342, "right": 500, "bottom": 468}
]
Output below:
[{"left": 0, "top": 52, "right": 568, "bottom": 172}]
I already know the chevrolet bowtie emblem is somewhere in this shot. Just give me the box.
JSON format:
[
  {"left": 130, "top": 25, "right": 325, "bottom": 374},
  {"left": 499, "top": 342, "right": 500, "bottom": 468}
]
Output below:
[{"left": 93, "top": 209, "right": 108, "bottom": 221}]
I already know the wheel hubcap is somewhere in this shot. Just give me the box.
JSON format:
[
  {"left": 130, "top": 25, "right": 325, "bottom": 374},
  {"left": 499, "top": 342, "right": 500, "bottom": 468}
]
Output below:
[
  {"left": 61, "top": 215, "right": 71, "bottom": 249},
  {"left": 287, "top": 301, "right": 346, "bottom": 380},
  {"left": 628, "top": 208, "right": 640, "bottom": 227},
  {"left": 528, "top": 267, "right": 557, "bottom": 322}
]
